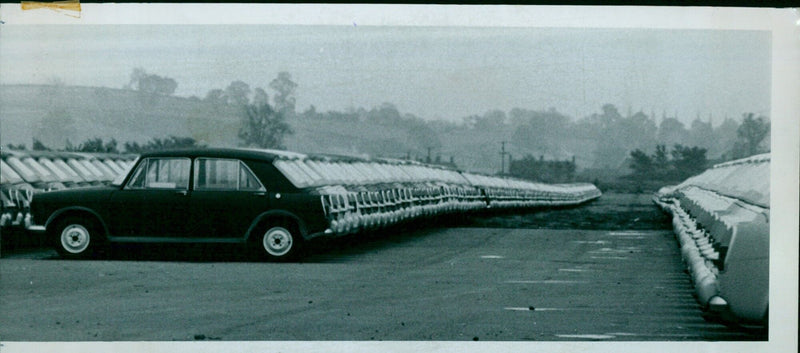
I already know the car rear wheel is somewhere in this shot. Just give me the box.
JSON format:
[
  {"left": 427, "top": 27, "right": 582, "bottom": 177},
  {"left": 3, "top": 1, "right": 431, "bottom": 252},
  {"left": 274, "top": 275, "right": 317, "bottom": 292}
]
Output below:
[
  {"left": 53, "top": 216, "right": 105, "bottom": 259},
  {"left": 258, "top": 224, "right": 305, "bottom": 262}
]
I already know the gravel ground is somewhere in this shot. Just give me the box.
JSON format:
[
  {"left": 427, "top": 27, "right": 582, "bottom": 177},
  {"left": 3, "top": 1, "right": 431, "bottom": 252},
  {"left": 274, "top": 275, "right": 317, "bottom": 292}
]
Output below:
[{"left": 0, "top": 191, "right": 767, "bottom": 346}]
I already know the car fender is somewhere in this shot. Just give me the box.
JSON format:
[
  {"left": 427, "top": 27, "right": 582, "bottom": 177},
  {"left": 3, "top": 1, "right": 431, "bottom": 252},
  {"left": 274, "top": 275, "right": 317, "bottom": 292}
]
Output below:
[
  {"left": 45, "top": 206, "right": 111, "bottom": 237},
  {"left": 244, "top": 210, "right": 308, "bottom": 241}
]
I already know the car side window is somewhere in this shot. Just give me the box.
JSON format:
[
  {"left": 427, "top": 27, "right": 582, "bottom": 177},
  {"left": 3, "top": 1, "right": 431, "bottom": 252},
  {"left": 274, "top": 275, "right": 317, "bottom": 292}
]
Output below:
[
  {"left": 125, "top": 158, "right": 190, "bottom": 190},
  {"left": 194, "top": 158, "right": 264, "bottom": 191},
  {"left": 239, "top": 163, "right": 263, "bottom": 191},
  {"left": 125, "top": 162, "right": 147, "bottom": 188}
]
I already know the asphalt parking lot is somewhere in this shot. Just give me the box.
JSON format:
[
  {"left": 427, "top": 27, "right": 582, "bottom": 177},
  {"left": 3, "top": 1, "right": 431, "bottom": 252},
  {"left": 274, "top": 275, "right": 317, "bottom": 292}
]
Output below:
[{"left": 0, "top": 222, "right": 765, "bottom": 341}]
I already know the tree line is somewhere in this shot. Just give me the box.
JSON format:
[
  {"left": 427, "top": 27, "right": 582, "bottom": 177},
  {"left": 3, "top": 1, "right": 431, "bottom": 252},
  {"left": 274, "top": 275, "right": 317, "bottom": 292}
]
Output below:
[
  {"left": 294, "top": 101, "right": 769, "bottom": 168},
  {"left": 628, "top": 144, "right": 708, "bottom": 181},
  {"left": 125, "top": 68, "right": 178, "bottom": 96},
  {"left": 297, "top": 102, "right": 442, "bottom": 154},
  {"left": 111, "top": 68, "right": 776, "bottom": 171},
  {"left": 28, "top": 68, "right": 770, "bottom": 183},
  {"left": 626, "top": 113, "right": 769, "bottom": 181},
  {"left": 11, "top": 136, "right": 202, "bottom": 154},
  {"left": 198, "top": 72, "right": 297, "bottom": 150},
  {"left": 509, "top": 155, "right": 577, "bottom": 183}
]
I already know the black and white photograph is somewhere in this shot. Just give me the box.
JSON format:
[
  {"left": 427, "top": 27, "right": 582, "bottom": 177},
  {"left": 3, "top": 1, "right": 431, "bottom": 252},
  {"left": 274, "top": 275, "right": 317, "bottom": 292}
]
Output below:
[{"left": 0, "top": 4, "right": 797, "bottom": 353}]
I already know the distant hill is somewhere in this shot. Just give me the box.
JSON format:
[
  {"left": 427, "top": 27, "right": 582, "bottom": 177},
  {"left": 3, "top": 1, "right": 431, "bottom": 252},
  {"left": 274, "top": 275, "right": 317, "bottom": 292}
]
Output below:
[
  {"left": 0, "top": 84, "right": 589, "bottom": 175},
  {"left": 1, "top": 84, "right": 243, "bottom": 149}
]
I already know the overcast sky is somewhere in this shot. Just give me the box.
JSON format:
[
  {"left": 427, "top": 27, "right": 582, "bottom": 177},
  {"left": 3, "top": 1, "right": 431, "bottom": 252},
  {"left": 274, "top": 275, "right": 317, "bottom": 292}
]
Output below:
[{"left": 0, "top": 24, "right": 771, "bottom": 124}]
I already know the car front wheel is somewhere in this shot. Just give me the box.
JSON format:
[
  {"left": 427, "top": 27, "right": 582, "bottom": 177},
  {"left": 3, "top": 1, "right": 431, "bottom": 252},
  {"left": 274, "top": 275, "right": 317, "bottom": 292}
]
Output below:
[
  {"left": 53, "top": 216, "right": 104, "bottom": 259},
  {"left": 259, "top": 225, "right": 304, "bottom": 262}
]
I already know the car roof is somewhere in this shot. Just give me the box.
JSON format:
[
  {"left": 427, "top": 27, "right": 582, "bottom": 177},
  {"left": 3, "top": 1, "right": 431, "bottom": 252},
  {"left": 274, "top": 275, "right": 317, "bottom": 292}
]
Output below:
[{"left": 139, "top": 147, "right": 307, "bottom": 161}]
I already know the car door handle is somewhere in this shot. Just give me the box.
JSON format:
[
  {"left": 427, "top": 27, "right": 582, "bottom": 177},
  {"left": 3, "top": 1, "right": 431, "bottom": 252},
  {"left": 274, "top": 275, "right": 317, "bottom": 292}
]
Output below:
[
  {"left": 175, "top": 190, "right": 188, "bottom": 196},
  {"left": 253, "top": 192, "right": 267, "bottom": 197}
]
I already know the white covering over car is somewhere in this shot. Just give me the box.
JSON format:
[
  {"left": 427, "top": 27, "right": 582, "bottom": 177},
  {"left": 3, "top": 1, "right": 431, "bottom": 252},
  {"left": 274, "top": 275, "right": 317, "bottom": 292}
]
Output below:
[
  {"left": 654, "top": 153, "right": 769, "bottom": 326},
  {"left": 271, "top": 153, "right": 602, "bottom": 236}
]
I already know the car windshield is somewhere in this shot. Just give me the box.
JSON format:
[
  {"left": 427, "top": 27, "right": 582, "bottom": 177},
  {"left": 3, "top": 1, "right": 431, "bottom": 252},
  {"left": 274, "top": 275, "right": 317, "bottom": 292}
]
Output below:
[{"left": 111, "top": 157, "right": 139, "bottom": 186}]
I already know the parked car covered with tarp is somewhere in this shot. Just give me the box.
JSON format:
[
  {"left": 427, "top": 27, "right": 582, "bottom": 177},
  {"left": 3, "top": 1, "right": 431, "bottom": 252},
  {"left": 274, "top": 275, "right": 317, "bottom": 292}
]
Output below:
[
  {"left": 1, "top": 149, "right": 136, "bottom": 230},
  {"left": 653, "top": 153, "right": 769, "bottom": 327}
]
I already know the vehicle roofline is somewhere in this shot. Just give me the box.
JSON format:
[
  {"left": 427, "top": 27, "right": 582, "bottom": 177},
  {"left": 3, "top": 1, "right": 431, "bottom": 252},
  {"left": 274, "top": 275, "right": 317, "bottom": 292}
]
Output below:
[{"left": 138, "top": 147, "right": 303, "bottom": 162}]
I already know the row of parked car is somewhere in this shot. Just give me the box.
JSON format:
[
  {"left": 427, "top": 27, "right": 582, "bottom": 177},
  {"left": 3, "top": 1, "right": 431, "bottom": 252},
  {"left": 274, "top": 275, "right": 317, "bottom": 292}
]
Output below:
[
  {"left": 1, "top": 150, "right": 136, "bottom": 229},
  {"left": 271, "top": 156, "right": 601, "bottom": 237},
  {"left": 18, "top": 147, "right": 601, "bottom": 261},
  {"left": 654, "top": 153, "right": 769, "bottom": 327}
]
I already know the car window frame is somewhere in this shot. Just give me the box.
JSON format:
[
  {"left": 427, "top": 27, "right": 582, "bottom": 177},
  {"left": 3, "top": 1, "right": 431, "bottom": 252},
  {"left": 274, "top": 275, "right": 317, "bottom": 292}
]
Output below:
[
  {"left": 124, "top": 157, "right": 192, "bottom": 191},
  {"left": 111, "top": 157, "right": 139, "bottom": 186},
  {"left": 192, "top": 157, "right": 266, "bottom": 192}
]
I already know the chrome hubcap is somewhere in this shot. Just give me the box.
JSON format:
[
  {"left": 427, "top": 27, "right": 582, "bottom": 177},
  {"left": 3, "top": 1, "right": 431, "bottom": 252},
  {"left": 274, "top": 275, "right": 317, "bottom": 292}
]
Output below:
[
  {"left": 61, "top": 224, "right": 90, "bottom": 254},
  {"left": 263, "top": 227, "right": 292, "bottom": 257}
]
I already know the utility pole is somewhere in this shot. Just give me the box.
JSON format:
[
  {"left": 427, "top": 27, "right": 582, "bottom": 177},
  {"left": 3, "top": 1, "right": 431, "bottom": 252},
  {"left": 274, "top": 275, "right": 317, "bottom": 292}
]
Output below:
[{"left": 500, "top": 141, "right": 508, "bottom": 175}]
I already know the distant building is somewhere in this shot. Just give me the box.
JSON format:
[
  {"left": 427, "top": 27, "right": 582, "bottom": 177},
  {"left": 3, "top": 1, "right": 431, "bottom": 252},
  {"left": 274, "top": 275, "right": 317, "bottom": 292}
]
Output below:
[{"left": 508, "top": 154, "right": 576, "bottom": 183}]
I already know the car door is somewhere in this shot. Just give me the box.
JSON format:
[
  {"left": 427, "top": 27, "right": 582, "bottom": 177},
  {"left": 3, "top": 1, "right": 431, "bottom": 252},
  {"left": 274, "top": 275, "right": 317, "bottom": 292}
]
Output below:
[
  {"left": 107, "top": 157, "right": 192, "bottom": 239},
  {"left": 189, "top": 158, "right": 269, "bottom": 239}
]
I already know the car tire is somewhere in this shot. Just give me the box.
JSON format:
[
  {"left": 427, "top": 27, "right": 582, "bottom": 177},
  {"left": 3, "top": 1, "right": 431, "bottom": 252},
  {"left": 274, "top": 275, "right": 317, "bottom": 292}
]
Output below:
[
  {"left": 257, "top": 223, "right": 305, "bottom": 262},
  {"left": 53, "top": 216, "right": 105, "bottom": 259}
]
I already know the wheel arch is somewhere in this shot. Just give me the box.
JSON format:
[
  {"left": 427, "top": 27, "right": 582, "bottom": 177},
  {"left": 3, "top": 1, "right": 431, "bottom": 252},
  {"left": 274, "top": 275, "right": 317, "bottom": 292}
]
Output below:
[
  {"left": 45, "top": 207, "right": 110, "bottom": 238},
  {"left": 244, "top": 210, "right": 307, "bottom": 242}
]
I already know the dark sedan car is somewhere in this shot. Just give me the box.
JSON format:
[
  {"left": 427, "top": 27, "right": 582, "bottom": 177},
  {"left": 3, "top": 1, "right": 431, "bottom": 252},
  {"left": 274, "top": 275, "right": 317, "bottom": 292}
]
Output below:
[{"left": 29, "top": 148, "right": 331, "bottom": 261}]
